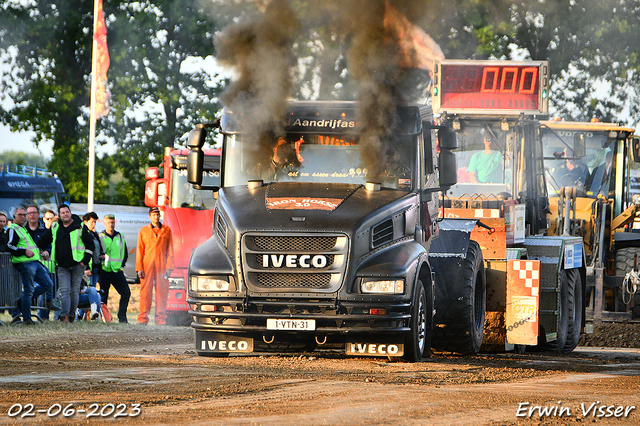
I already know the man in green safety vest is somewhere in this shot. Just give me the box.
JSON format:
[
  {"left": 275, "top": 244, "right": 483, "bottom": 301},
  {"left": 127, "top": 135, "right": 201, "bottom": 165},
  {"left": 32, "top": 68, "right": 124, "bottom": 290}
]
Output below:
[
  {"left": 98, "top": 213, "right": 131, "bottom": 323},
  {"left": 6, "top": 207, "right": 61, "bottom": 325},
  {"left": 40, "top": 204, "right": 94, "bottom": 323},
  {"left": 24, "top": 204, "right": 57, "bottom": 321}
]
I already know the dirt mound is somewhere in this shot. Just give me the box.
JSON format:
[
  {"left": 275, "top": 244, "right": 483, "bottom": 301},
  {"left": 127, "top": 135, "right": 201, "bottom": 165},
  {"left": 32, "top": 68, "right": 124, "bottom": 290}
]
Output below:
[{"left": 579, "top": 322, "right": 640, "bottom": 348}]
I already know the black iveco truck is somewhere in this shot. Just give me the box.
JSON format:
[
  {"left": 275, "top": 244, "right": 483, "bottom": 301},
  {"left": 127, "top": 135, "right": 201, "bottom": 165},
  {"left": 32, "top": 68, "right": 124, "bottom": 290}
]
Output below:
[{"left": 185, "top": 101, "right": 470, "bottom": 361}]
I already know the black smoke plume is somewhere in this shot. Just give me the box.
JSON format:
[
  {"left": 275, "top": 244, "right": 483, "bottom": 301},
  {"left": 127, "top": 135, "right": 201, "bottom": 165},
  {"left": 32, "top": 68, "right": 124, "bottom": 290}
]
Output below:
[
  {"left": 215, "top": 0, "right": 299, "bottom": 164},
  {"left": 214, "top": 0, "right": 439, "bottom": 182}
]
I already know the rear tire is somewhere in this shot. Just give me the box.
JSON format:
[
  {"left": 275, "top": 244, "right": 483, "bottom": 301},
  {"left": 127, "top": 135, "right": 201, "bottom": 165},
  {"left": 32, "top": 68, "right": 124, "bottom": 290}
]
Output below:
[
  {"left": 564, "top": 268, "right": 583, "bottom": 351},
  {"left": 432, "top": 240, "right": 486, "bottom": 355},
  {"left": 614, "top": 247, "right": 640, "bottom": 318},
  {"left": 539, "top": 269, "right": 569, "bottom": 351}
]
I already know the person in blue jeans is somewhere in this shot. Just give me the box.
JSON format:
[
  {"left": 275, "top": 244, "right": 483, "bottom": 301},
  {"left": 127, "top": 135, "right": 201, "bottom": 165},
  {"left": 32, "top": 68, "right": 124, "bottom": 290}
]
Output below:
[
  {"left": 39, "top": 205, "right": 94, "bottom": 323},
  {"left": 77, "top": 279, "right": 102, "bottom": 321},
  {"left": 24, "top": 204, "right": 56, "bottom": 321},
  {"left": 6, "top": 207, "right": 61, "bottom": 324}
]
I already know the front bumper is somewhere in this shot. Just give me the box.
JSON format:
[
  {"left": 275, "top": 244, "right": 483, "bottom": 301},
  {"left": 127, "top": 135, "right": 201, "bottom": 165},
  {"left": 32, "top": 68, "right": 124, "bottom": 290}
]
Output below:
[{"left": 189, "top": 296, "right": 412, "bottom": 335}]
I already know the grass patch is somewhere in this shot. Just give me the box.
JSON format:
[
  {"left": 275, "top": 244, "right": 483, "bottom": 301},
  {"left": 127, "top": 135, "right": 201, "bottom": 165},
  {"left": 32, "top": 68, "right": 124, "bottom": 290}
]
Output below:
[{"left": 0, "top": 312, "right": 154, "bottom": 338}]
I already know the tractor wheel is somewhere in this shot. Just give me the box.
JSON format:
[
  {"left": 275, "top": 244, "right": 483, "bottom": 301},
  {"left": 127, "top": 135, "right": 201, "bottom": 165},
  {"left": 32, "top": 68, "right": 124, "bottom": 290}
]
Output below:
[
  {"left": 433, "top": 240, "right": 486, "bottom": 355},
  {"left": 615, "top": 247, "right": 640, "bottom": 318},
  {"left": 563, "top": 268, "right": 583, "bottom": 351},
  {"left": 539, "top": 269, "right": 569, "bottom": 352}
]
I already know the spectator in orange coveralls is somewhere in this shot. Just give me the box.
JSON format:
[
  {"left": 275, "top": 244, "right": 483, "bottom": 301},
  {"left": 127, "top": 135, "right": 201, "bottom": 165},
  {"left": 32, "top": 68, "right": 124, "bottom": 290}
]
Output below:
[{"left": 136, "top": 206, "right": 174, "bottom": 325}]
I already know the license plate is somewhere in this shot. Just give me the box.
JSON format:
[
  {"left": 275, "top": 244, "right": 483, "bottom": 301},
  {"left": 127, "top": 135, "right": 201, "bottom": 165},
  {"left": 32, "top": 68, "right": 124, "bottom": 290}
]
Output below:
[{"left": 266, "top": 319, "right": 316, "bottom": 331}]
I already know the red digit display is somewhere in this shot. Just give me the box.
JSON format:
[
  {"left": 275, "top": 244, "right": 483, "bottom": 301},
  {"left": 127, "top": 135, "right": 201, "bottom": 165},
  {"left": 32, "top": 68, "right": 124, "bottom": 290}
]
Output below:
[{"left": 437, "top": 62, "right": 546, "bottom": 113}]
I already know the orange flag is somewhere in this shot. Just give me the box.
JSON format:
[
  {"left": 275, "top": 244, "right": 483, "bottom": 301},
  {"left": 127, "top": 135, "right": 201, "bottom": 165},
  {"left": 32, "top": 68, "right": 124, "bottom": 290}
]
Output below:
[
  {"left": 94, "top": 0, "right": 110, "bottom": 118},
  {"left": 384, "top": 3, "right": 445, "bottom": 76}
]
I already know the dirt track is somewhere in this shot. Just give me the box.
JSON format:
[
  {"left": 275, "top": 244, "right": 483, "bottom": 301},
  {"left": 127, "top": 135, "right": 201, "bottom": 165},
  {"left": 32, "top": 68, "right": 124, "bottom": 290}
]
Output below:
[{"left": 0, "top": 322, "right": 639, "bottom": 425}]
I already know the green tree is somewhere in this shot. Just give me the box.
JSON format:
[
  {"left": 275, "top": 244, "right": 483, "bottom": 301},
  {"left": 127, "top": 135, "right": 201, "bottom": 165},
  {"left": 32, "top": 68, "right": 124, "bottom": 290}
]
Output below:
[
  {"left": 423, "top": 0, "right": 640, "bottom": 125},
  {"left": 104, "top": 0, "right": 224, "bottom": 205},
  {"left": 0, "top": 150, "right": 49, "bottom": 169},
  {"left": 0, "top": 0, "right": 95, "bottom": 202},
  {"left": 0, "top": 0, "right": 224, "bottom": 205}
]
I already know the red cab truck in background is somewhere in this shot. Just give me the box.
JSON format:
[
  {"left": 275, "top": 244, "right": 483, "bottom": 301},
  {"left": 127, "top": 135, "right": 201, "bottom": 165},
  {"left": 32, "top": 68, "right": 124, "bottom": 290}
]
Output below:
[{"left": 145, "top": 147, "right": 221, "bottom": 326}]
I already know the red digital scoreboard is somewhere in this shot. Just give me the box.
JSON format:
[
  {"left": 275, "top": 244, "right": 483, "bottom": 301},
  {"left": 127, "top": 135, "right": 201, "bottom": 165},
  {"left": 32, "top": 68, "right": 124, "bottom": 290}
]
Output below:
[{"left": 432, "top": 60, "right": 549, "bottom": 115}]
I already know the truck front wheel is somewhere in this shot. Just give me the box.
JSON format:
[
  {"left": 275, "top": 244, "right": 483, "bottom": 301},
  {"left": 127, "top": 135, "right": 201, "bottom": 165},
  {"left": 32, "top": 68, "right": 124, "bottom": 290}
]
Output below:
[{"left": 393, "top": 279, "right": 431, "bottom": 362}]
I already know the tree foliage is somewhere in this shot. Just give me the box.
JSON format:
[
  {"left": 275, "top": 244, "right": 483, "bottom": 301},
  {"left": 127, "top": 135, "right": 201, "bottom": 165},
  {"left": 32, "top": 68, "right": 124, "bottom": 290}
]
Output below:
[
  {"left": 0, "top": 0, "right": 223, "bottom": 205},
  {"left": 0, "top": 150, "right": 49, "bottom": 169}
]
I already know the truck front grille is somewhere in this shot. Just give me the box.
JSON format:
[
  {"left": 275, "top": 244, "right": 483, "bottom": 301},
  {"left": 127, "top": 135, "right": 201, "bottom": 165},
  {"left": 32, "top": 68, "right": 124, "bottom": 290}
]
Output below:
[
  {"left": 253, "top": 236, "right": 337, "bottom": 252},
  {"left": 257, "top": 273, "right": 332, "bottom": 288},
  {"left": 242, "top": 233, "right": 348, "bottom": 294}
]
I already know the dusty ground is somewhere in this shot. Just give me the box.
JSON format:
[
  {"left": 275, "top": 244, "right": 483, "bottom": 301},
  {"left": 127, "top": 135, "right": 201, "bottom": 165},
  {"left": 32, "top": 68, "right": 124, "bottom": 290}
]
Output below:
[{"left": 0, "top": 320, "right": 638, "bottom": 425}]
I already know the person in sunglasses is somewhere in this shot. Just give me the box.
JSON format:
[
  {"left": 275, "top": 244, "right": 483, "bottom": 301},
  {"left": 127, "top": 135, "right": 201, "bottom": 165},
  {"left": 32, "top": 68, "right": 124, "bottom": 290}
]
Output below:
[{"left": 467, "top": 133, "right": 503, "bottom": 183}]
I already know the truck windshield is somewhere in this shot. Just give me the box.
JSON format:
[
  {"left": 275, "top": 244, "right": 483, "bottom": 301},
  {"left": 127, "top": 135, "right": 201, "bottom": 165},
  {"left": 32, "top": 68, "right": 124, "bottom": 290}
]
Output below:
[
  {"left": 542, "top": 129, "right": 612, "bottom": 198},
  {"left": 223, "top": 133, "right": 415, "bottom": 190},
  {"left": 444, "top": 124, "right": 513, "bottom": 198},
  {"left": 0, "top": 192, "right": 59, "bottom": 219},
  {"left": 170, "top": 168, "right": 218, "bottom": 209}
]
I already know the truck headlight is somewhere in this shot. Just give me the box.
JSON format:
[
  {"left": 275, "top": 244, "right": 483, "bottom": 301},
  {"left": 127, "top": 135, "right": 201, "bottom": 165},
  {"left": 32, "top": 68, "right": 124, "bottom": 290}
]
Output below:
[
  {"left": 190, "top": 276, "right": 230, "bottom": 292},
  {"left": 168, "top": 277, "right": 185, "bottom": 290},
  {"left": 360, "top": 278, "right": 404, "bottom": 294}
]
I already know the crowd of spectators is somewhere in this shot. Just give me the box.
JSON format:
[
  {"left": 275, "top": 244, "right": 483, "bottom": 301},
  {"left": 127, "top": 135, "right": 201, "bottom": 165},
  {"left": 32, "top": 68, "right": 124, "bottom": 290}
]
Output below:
[{"left": 1, "top": 204, "right": 174, "bottom": 326}]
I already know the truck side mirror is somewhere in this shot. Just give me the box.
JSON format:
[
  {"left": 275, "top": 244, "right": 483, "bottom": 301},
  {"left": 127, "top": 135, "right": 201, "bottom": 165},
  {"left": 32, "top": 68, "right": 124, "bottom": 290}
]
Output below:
[
  {"left": 187, "top": 150, "right": 204, "bottom": 185},
  {"left": 438, "top": 127, "right": 458, "bottom": 189},
  {"left": 439, "top": 128, "right": 458, "bottom": 150},
  {"left": 187, "top": 128, "right": 206, "bottom": 149},
  {"left": 573, "top": 133, "right": 586, "bottom": 158},
  {"left": 631, "top": 137, "right": 640, "bottom": 163},
  {"left": 145, "top": 167, "right": 159, "bottom": 180},
  {"left": 439, "top": 151, "right": 457, "bottom": 189}
]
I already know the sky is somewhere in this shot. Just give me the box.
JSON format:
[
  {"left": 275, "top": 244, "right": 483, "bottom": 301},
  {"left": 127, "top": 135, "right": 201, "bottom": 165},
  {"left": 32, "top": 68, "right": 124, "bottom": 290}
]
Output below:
[{"left": 0, "top": 124, "right": 44, "bottom": 156}]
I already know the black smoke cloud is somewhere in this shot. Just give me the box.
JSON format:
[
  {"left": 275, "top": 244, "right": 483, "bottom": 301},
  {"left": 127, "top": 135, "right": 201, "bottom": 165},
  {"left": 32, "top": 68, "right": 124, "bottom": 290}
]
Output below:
[{"left": 214, "top": 0, "right": 435, "bottom": 181}]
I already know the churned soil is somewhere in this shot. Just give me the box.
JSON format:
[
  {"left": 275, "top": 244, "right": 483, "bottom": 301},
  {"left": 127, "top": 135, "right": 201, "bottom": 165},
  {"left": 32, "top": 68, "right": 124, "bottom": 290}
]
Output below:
[
  {"left": 0, "top": 320, "right": 638, "bottom": 425},
  {"left": 579, "top": 321, "right": 640, "bottom": 348}
]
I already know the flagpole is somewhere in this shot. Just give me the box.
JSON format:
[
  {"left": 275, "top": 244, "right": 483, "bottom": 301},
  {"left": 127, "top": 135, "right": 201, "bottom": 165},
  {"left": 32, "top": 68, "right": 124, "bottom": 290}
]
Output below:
[{"left": 88, "top": 0, "right": 100, "bottom": 212}]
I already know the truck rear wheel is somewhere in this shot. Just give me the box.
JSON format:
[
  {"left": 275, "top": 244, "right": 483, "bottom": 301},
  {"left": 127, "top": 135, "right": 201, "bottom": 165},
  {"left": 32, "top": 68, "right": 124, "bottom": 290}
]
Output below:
[
  {"left": 564, "top": 268, "right": 583, "bottom": 351},
  {"left": 432, "top": 240, "right": 486, "bottom": 355},
  {"left": 615, "top": 247, "right": 640, "bottom": 318},
  {"left": 392, "top": 279, "right": 431, "bottom": 362}
]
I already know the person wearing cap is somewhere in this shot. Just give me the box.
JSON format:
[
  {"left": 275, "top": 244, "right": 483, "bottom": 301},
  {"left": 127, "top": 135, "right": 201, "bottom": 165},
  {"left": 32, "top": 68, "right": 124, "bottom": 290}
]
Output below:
[
  {"left": 98, "top": 213, "right": 131, "bottom": 323},
  {"left": 136, "top": 206, "right": 174, "bottom": 325},
  {"left": 467, "top": 131, "right": 503, "bottom": 183}
]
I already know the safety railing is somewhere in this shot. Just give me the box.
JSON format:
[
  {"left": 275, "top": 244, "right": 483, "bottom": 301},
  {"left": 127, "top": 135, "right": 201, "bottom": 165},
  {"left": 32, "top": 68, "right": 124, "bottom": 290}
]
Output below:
[{"left": 0, "top": 252, "right": 22, "bottom": 325}]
